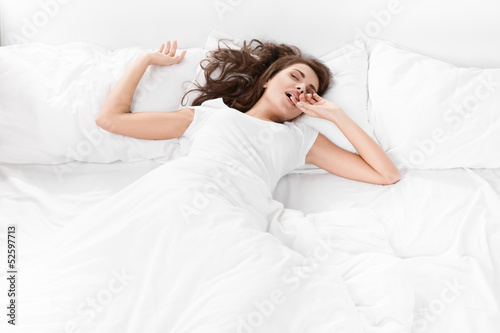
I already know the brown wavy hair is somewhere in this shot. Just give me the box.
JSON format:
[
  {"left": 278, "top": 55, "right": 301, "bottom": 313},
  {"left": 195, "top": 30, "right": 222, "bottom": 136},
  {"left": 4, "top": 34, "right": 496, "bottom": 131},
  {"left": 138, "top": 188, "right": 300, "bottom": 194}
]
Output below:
[{"left": 182, "top": 39, "right": 332, "bottom": 112}]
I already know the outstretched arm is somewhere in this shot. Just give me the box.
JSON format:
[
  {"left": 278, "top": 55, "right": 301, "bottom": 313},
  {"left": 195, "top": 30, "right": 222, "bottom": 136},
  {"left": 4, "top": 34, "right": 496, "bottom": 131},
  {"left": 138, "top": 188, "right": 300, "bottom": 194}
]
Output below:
[
  {"left": 96, "top": 40, "right": 193, "bottom": 140},
  {"left": 294, "top": 93, "right": 401, "bottom": 185}
]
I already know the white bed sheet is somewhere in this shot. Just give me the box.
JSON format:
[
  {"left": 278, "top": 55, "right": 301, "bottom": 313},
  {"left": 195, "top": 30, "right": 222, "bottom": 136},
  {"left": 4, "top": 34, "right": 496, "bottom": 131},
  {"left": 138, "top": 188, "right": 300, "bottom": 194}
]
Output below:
[
  {"left": 1, "top": 162, "right": 500, "bottom": 332},
  {"left": 275, "top": 168, "right": 500, "bottom": 332}
]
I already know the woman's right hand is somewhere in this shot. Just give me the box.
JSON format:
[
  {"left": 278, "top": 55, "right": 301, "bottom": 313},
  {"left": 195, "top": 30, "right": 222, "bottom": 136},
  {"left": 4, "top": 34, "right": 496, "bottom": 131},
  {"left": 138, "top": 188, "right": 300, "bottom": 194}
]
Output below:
[{"left": 142, "top": 40, "right": 187, "bottom": 66}]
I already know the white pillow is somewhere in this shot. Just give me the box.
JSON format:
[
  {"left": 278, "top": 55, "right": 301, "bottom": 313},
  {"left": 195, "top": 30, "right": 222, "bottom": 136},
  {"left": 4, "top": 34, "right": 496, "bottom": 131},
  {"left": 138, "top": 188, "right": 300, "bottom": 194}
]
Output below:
[
  {"left": 185, "top": 31, "right": 377, "bottom": 173},
  {"left": 367, "top": 39, "right": 500, "bottom": 169},
  {"left": 0, "top": 42, "right": 204, "bottom": 165}
]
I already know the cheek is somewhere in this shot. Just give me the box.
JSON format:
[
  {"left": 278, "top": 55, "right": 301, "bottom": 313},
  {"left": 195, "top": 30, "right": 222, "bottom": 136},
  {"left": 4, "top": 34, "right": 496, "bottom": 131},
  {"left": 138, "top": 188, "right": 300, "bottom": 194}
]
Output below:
[{"left": 269, "top": 75, "right": 288, "bottom": 89}]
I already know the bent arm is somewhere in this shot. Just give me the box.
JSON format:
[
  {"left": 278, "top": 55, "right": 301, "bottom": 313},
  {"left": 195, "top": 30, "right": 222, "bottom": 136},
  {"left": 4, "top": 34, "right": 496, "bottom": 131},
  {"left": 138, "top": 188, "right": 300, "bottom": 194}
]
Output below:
[
  {"left": 328, "top": 110, "right": 400, "bottom": 183},
  {"left": 297, "top": 93, "right": 400, "bottom": 185},
  {"left": 306, "top": 132, "right": 400, "bottom": 185},
  {"left": 96, "top": 53, "right": 151, "bottom": 122},
  {"left": 96, "top": 41, "right": 192, "bottom": 140}
]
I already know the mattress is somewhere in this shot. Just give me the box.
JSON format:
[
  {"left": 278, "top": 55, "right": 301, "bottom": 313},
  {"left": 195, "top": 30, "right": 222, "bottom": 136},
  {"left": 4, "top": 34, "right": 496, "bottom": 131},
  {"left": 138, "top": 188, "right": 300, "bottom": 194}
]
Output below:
[{"left": 1, "top": 161, "right": 499, "bottom": 332}]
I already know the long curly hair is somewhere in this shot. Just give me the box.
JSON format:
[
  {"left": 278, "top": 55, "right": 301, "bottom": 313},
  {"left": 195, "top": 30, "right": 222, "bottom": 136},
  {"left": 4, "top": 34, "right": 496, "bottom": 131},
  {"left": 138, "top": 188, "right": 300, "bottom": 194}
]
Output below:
[{"left": 182, "top": 39, "right": 332, "bottom": 112}]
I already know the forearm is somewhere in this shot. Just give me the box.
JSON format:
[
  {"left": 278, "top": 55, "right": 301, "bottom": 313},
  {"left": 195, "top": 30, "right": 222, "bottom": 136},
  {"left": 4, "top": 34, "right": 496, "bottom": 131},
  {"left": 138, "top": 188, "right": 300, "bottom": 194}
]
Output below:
[
  {"left": 327, "top": 110, "right": 400, "bottom": 179},
  {"left": 97, "top": 53, "right": 151, "bottom": 119}
]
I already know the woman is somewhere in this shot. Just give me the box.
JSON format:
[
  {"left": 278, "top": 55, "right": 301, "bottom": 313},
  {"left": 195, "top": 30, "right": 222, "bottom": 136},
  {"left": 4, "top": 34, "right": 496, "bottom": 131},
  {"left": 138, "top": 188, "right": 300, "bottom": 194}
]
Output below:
[
  {"left": 21, "top": 40, "right": 405, "bottom": 332},
  {"left": 96, "top": 39, "right": 400, "bottom": 186}
]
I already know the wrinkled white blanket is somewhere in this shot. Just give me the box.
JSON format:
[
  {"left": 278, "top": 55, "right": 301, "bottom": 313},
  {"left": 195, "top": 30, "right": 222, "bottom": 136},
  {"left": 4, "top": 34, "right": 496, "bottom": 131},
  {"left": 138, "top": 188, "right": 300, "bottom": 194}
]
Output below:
[{"left": 15, "top": 157, "right": 413, "bottom": 333}]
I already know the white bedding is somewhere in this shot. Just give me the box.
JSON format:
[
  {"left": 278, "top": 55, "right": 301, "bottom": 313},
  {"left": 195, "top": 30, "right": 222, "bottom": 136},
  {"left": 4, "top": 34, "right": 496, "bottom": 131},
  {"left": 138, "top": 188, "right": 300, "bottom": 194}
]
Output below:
[
  {"left": 1, "top": 1, "right": 499, "bottom": 330},
  {"left": 1, "top": 161, "right": 499, "bottom": 332},
  {"left": 0, "top": 161, "right": 407, "bottom": 332}
]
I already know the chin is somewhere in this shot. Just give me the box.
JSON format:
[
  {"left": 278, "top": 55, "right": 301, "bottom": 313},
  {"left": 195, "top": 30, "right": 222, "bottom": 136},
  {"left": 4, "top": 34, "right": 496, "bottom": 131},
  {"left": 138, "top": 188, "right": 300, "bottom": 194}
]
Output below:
[
  {"left": 282, "top": 107, "right": 302, "bottom": 122},
  {"left": 271, "top": 99, "right": 301, "bottom": 122},
  {"left": 280, "top": 102, "right": 300, "bottom": 120},
  {"left": 281, "top": 113, "right": 301, "bottom": 122}
]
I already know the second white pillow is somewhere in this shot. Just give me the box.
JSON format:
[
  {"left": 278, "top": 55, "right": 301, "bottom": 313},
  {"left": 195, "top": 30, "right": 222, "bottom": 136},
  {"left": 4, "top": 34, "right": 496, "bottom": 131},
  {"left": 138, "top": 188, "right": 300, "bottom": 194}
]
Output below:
[{"left": 367, "top": 39, "right": 500, "bottom": 169}]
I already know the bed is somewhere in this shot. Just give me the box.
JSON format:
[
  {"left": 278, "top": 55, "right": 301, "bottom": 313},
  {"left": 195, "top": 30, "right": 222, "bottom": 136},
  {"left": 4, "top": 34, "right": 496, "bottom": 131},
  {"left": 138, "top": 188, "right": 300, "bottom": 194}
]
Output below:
[{"left": 1, "top": 1, "right": 500, "bottom": 332}]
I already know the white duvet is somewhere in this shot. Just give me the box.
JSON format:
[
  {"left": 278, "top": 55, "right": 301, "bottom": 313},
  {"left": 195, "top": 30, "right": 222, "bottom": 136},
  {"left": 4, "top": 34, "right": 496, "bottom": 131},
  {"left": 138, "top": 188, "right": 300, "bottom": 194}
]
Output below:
[
  {"left": 3, "top": 166, "right": 500, "bottom": 332},
  {"left": 15, "top": 166, "right": 411, "bottom": 333},
  {"left": 10, "top": 99, "right": 414, "bottom": 333}
]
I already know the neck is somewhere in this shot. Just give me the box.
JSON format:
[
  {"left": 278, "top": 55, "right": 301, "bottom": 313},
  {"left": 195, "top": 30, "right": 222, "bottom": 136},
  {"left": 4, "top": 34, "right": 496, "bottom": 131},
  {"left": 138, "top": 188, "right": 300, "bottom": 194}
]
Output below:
[{"left": 245, "top": 97, "right": 285, "bottom": 123}]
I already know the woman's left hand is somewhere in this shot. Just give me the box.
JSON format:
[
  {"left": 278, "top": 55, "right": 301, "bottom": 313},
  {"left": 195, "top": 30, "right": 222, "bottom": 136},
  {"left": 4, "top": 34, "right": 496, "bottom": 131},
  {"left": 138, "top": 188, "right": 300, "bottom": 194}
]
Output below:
[
  {"left": 141, "top": 40, "right": 187, "bottom": 66},
  {"left": 293, "top": 92, "right": 343, "bottom": 121}
]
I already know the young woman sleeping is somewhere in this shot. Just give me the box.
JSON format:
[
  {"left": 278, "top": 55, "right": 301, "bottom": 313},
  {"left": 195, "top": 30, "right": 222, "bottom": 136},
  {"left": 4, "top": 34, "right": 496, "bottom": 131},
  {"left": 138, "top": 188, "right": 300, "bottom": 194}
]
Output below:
[
  {"left": 95, "top": 39, "right": 400, "bottom": 187},
  {"left": 17, "top": 39, "right": 407, "bottom": 333}
]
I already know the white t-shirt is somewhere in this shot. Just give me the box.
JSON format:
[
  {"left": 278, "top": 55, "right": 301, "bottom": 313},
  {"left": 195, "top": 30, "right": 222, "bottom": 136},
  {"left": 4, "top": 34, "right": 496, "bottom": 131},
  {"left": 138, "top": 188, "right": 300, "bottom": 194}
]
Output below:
[{"left": 183, "top": 98, "right": 319, "bottom": 191}]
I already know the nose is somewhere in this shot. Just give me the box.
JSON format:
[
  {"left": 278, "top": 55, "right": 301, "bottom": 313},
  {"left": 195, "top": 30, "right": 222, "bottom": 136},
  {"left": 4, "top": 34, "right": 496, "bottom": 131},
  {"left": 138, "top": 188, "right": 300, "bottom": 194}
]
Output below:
[{"left": 296, "top": 82, "right": 306, "bottom": 93}]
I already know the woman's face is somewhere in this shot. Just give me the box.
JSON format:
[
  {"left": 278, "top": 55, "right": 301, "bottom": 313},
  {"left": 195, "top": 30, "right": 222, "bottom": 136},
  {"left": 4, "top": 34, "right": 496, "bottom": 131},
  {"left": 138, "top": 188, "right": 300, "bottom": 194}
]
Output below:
[{"left": 263, "top": 63, "right": 320, "bottom": 120}]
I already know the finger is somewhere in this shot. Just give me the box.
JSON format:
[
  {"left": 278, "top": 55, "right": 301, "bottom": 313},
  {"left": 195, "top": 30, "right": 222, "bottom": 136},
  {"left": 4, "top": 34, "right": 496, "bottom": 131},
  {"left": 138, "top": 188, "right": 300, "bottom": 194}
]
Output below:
[
  {"left": 163, "top": 40, "right": 171, "bottom": 54},
  {"left": 291, "top": 93, "right": 310, "bottom": 108},
  {"left": 158, "top": 43, "right": 164, "bottom": 52},
  {"left": 299, "top": 92, "right": 307, "bottom": 104},
  {"left": 297, "top": 103, "right": 316, "bottom": 117},
  {"left": 296, "top": 102, "right": 316, "bottom": 117},
  {"left": 294, "top": 95, "right": 312, "bottom": 111},
  {"left": 312, "top": 92, "right": 323, "bottom": 101},
  {"left": 176, "top": 49, "right": 187, "bottom": 62},
  {"left": 305, "top": 93, "right": 315, "bottom": 104},
  {"left": 169, "top": 40, "right": 177, "bottom": 57},
  {"left": 296, "top": 101, "right": 312, "bottom": 109},
  {"left": 299, "top": 92, "right": 314, "bottom": 106}
]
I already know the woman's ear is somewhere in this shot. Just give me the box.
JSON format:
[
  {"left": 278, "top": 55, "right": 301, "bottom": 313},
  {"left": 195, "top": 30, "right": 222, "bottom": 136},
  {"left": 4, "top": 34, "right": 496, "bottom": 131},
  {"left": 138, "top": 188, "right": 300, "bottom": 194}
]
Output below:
[{"left": 263, "top": 81, "right": 269, "bottom": 89}]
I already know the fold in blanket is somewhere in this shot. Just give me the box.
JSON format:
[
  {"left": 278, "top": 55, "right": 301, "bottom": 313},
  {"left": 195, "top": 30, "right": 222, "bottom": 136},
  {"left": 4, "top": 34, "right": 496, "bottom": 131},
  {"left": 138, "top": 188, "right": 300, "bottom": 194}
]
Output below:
[{"left": 14, "top": 158, "right": 413, "bottom": 333}]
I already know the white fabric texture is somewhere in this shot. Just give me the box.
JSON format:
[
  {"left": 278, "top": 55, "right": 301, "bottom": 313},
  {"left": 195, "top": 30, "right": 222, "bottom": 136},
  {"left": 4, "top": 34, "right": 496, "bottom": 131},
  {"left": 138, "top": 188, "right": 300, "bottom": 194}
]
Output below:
[
  {"left": 0, "top": 43, "right": 204, "bottom": 164},
  {"left": 12, "top": 99, "right": 412, "bottom": 333},
  {"left": 367, "top": 39, "right": 500, "bottom": 169},
  {"left": 2, "top": 162, "right": 499, "bottom": 332}
]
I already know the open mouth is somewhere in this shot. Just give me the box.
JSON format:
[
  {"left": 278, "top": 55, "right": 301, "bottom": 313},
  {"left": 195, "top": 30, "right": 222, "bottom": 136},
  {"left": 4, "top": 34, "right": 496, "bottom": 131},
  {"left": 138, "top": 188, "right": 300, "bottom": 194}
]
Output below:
[{"left": 285, "top": 91, "right": 298, "bottom": 105}]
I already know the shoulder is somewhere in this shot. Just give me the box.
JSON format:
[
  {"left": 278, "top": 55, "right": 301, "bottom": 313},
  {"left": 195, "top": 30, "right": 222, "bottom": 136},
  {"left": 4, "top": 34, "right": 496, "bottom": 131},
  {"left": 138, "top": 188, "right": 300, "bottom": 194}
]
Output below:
[
  {"left": 188, "top": 97, "right": 229, "bottom": 122},
  {"left": 284, "top": 119, "right": 319, "bottom": 139},
  {"left": 182, "top": 98, "right": 230, "bottom": 138},
  {"left": 195, "top": 98, "right": 229, "bottom": 110}
]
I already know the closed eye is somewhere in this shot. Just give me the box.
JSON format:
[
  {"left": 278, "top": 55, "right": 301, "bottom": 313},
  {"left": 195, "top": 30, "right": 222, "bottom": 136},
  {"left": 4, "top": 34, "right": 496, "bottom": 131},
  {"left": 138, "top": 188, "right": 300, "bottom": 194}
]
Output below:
[{"left": 291, "top": 73, "right": 298, "bottom": 80}]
